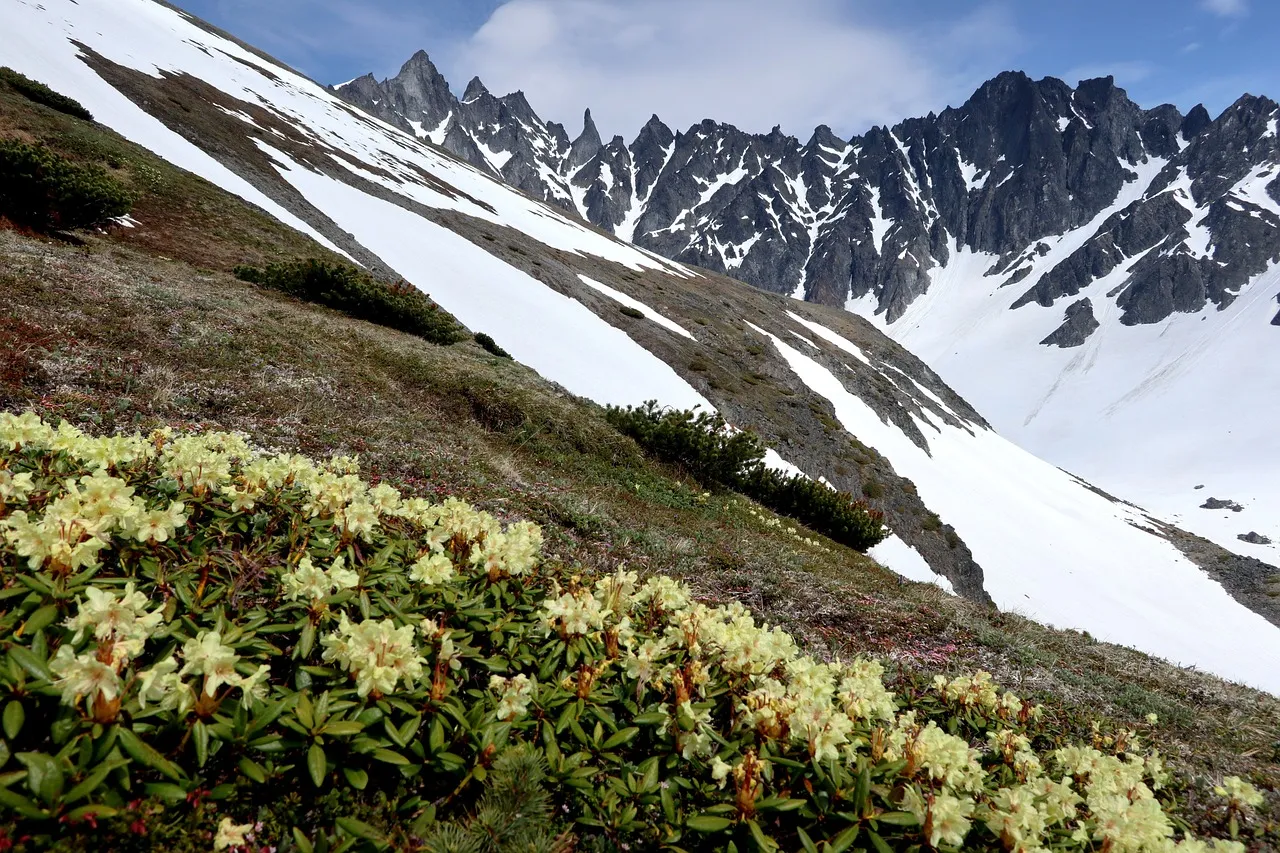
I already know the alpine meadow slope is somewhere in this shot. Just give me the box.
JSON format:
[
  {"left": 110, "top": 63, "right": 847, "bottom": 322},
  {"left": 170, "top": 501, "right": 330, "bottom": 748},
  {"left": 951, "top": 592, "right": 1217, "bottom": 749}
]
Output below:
[{"left": 3, "top": 0, "right": 1280, "bottom": 696}]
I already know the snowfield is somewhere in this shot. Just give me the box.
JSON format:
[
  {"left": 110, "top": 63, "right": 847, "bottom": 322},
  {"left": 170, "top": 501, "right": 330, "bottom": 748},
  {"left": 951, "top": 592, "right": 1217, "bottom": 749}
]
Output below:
[
  {"left": 6, "top": 0, "right": 1279, "bottom": 693},
  {"left": 747, "top": 320, "right": 1280, "bottom": 694},
  {"left": 855, "top": 234, "right": 1280, "bottom": 568}
]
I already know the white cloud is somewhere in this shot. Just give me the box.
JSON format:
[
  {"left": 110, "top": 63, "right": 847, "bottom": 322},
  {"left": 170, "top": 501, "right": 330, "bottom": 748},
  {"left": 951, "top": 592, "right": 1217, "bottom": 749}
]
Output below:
[
  {"left": 450, "top": 0, "right": 1022, "bottom": 140},
  {"left": 1200, "top": 0, "right": 1248, "bottom": 17}
]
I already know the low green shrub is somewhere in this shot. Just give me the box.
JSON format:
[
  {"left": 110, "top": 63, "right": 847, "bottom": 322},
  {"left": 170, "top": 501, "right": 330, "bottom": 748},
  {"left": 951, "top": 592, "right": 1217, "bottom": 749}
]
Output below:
[
  {"left": 473, "top": 332, "right": 511, "bottom": 359},
  {"left": 0, "top": 140, "right": 132, "bottom": 231},
  {"left": 605, "top": 402, "right": 888, "bottom": 552},
  {"left": 420, "top": 746, "right": 569, "bottom": 852},
  {"left": 0, "top": 413, "right": 1258, "bottom": 852},
  {"left": 233, "top": 259, "right": 465, "bottom": 345},
  {"left": 0, "top": 68, "right": 94, "bottom": 121}
]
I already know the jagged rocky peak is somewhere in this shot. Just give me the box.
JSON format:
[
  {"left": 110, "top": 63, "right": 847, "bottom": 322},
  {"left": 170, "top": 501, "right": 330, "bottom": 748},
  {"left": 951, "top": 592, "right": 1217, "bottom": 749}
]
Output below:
[
  {"left": 568, "top": 108, "right": 603, "bottom": 171},
  {"left": 335, "top": 72, "right": 378, "bottom": 94},
  {"left": 806, "top": 124, "right": 848, "bottom": 153},
  {"left": 462, "top": 75, "right": 490, "bottom": 103},
  {"left": 1181, "top": 103, "right": 1213, "bottom": 140},
  {"left": 635, "top": 114, "right": 674, "bottom": 148}
]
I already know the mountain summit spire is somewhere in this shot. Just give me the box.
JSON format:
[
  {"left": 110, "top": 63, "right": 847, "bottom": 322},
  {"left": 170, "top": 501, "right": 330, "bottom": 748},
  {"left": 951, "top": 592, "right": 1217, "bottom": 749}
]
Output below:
[{"left": 568, "top": 108, "right": 603, "bottom": 170}]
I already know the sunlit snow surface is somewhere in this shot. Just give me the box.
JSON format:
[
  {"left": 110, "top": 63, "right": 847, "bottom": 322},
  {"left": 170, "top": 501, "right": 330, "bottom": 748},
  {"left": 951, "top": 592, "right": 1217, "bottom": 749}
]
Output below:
[
  {"left": 747, "top": 321, "right": 1280, "bottom": 694},
  {"left": 869, "top": 537, "right": 955, "bottom": 594},
  {"left": 859, "top": 245, "right": 1280, "bottom": 568}
]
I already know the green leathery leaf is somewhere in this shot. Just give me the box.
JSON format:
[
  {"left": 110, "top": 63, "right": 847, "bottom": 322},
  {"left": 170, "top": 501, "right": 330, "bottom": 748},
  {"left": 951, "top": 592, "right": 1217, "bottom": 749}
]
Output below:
[{"left": 307, "top": 743, "right": 327, "bottom": 787}]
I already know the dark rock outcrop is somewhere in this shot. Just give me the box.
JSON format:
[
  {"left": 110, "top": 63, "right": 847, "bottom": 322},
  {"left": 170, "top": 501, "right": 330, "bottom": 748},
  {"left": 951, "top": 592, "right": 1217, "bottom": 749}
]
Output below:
[{"left": 1040, "top": 298, "right": 1100, "bottom": 347}]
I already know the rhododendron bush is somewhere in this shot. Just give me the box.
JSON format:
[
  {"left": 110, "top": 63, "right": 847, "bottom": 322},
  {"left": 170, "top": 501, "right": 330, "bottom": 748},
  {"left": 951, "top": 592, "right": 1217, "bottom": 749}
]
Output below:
[{"left": 0, "top": 412, "right": 1259, "bottom": 851}]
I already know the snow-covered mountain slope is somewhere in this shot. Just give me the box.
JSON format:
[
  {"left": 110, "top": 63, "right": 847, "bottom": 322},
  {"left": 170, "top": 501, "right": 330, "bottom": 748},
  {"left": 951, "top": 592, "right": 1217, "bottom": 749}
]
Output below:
[
  {"left": 747, "top": 316, "right": 1280, "bottom": 693},
  {"left": 340, "top": 53, "right": 1280, "bottom": 565},
  {"left": 860, "top": 240, "right": 1280, "bottom": 572},
  {"left": 6, "top": 0, "right": 1280, "bottom": 693}
]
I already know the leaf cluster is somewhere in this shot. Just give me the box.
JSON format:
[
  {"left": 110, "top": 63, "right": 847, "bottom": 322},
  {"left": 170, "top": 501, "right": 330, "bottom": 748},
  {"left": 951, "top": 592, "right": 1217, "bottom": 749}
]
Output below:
[{"left": 472, "top": 333, "right": 511, "bottom": 360}]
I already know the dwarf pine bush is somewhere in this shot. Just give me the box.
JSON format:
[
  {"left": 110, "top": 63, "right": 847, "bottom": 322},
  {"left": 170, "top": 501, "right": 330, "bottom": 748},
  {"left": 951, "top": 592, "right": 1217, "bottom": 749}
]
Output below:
[
  {"left": 0, "top": 140, "right": 132, "bottom": 231},
  {"left": 473, "top": 332, "right": 511, "bottom": 359},
  {"left": 605, "top": 402, "right": 888, "bottom": 552},
  {"left": 0, "top": 67, "right": 94, "bottom": 122},
  {"left": 0, "top": 412, "right": 1260, "bottom": 851},
  {"left": 234, "top": 259, "right": 465, "bottom": 345}
]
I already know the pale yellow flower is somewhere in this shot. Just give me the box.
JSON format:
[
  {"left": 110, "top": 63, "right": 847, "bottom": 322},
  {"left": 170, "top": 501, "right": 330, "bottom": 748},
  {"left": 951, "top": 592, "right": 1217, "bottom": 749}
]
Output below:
[
  {"left": 50, "top": 645, "right": 121, "bottom": 709},
  {"left": 213, "top": 816, "right": 254, "bottom": 850}
]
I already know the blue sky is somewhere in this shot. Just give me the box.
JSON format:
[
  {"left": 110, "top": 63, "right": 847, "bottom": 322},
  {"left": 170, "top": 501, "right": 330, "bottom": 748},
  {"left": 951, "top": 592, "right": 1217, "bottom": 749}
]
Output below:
[{"left": 173, "top": 0, "right": 1278, "bottom": 140}]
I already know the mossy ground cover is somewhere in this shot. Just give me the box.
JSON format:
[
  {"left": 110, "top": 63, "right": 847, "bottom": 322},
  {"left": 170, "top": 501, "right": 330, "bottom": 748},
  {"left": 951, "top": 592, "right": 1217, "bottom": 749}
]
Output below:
[{"left": 0, "top": 90, "right": 1275, "bottom": 850}]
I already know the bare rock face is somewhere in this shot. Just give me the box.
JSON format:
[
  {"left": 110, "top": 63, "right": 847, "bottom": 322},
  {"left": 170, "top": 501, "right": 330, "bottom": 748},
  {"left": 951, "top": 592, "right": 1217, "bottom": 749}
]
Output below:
[{"left": 1040, "top": 298, "right": 1100, "bottom": 348}]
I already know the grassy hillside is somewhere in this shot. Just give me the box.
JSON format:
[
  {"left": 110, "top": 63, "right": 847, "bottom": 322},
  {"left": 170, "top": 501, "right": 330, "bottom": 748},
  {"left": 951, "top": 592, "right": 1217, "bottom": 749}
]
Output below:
[{"left": 0, "top": 73, "right": 1277, "bottom": 848}]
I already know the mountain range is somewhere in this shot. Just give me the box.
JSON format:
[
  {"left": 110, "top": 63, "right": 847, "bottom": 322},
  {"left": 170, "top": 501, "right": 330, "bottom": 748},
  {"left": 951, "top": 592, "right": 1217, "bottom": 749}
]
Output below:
[
  {"left": 335, "top": 50, "right": 1280, "bottom": 569},
  {"left": 3, "top": 0, "right": 1279, "bottom": 693}
]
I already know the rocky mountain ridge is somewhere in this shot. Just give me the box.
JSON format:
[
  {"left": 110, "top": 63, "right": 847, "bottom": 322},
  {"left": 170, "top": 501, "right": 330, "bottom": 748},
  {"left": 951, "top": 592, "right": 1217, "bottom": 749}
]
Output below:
[{"left": 335, "top": 54, "right": 1280, "bottom": 332}]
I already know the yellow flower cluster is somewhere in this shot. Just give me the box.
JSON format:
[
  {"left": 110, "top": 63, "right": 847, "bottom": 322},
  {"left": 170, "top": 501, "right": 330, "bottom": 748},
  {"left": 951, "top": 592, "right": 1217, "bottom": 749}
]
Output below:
[
  {"left": 933, "top": 671, "right": 1040, "bottom": 722},
  {"left": 745, "top": 507, "right": 832, "bottom": 552},
  {"left": 3, "top": 414, "right": 1256, "bottom": 851},
  {"left": 490, "top": 673, "right": 537, "bottom": 721},
  {"left": 213, "top": 816, "right": 255, "bottom": 851},
  {"left": 321, "top": 615, "right": 425, "bottom": 698},
  {"left": 48, "top": 586, "right": 268, "bottom": 718},
  {"left": 2, "top": 468, "right": 187, "bottom": 572},
  {"left": 282, "top": 554, "right": 360, "bottom": 602},
  {"left": 1213, "top": 776, "right": 1263, "bottom": 810}
]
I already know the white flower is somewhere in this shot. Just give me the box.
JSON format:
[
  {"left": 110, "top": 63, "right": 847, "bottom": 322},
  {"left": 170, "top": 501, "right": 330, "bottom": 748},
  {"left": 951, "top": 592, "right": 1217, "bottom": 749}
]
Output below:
[
  {"left": 137, "top": 657, "right": 192, "bottom": 713},
  {"left": 236, "top": 664, "right": 271, "bottom": 708},
  {"left": 50, "top": 645, "right": 121, "bottom": 709},
  {"left": 179, "top": 631, "right": 240, "bottom": 696},
  {"left": 490, "top": 673, "right": 537, "bottom": 720}
]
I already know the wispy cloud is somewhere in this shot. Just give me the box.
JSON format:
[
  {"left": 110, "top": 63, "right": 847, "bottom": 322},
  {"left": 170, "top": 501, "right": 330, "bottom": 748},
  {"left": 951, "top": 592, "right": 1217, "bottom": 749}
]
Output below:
[
  {"left": 1200, "top": 0, "right": 1248, "bottom": 18},
  {"left": 451, "top": 0, "right": 1023, "bottom": 139}
]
